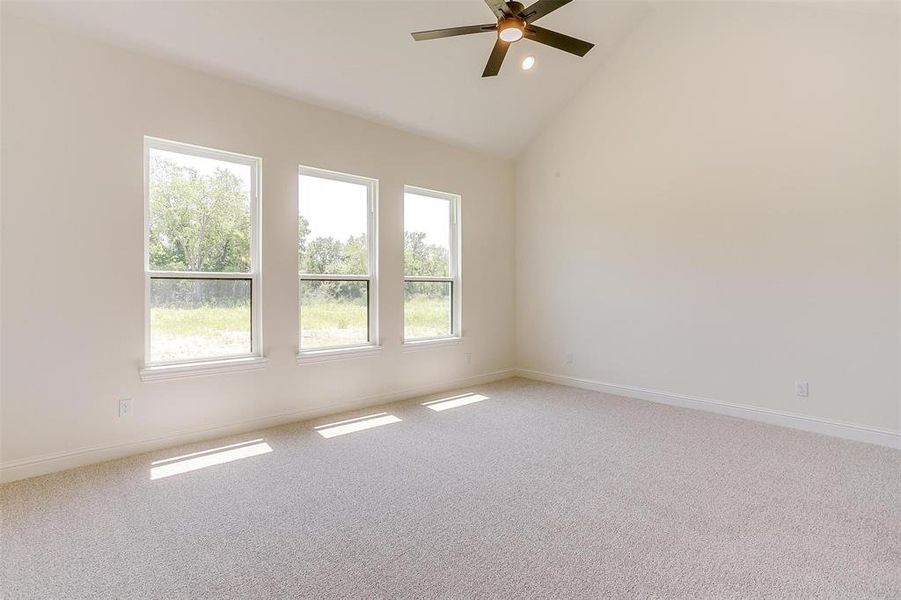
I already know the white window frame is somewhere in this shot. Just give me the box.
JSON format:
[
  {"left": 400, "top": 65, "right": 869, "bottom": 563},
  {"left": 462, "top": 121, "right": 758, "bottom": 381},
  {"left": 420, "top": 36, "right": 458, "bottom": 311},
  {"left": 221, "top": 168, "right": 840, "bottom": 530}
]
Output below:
[
  {"left": 297, "top": 165, "right": 379, "bottom": 361},
  {"left": 402, "top": 185, "right": 462, "bottom": 345},
  {"left": 141, "top": 137, "right": 265, "bottom": 380}
]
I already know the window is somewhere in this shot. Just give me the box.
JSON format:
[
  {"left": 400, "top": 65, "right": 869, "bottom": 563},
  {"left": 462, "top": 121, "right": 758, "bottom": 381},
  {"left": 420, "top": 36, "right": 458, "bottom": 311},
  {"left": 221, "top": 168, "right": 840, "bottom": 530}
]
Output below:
[
  {"left": 144, "top": 138, "right": 262, "bottom": 367},
  {"left": 298, "top": 166, "right": 377, "bottom": 352},
  {"left": 404, "top": 186, "right": 460, "bottom": 341}
]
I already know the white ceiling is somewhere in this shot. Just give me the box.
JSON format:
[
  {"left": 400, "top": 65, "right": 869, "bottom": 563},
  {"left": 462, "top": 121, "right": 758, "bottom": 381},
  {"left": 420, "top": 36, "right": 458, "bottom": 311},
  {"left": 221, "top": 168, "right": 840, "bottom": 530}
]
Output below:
[{"left": 5, "top": 0, "right": 653, "bottom": 157}]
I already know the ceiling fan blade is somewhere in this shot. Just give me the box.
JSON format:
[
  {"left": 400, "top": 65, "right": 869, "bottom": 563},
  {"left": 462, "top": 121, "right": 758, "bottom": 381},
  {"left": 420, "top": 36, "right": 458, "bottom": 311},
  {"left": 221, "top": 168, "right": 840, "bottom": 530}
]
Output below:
[
  {"left": 484, "top": 0, "right": 513, "bottom": 19},
  {"left": 518, "top": 0, "right": 573, "bottom": 23},
  {"left": 524, "top": 24, "right": 594, "bottom": 56},
  {"left": 482, "top": 39, "right": 509, "bottom": 77},
  {"left": 411, "top": 24, "right": 497, "bottom": 41}
]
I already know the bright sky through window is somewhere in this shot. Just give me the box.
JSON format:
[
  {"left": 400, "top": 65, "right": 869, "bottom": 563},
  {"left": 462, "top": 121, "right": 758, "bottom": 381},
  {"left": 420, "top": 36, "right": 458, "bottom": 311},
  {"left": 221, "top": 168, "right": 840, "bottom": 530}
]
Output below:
[
  {"left": 152, "top": 148, "right": 251, "bottom": 191},
  {"left": 297, "top": 177, "right": 449, "bottom": 246},
  {"left": 404, "top": 191, "right": 450, "bottom": 247},
  {"left": 299, "top": 174, "right": 368, "bottom": 241}
]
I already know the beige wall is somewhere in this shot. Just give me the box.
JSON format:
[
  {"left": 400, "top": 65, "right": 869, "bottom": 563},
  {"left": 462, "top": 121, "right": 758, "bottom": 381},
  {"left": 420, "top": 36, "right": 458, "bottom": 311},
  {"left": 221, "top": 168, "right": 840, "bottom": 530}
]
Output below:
[
  {"left": 0, "top": 17, "right": 516, "bottom": 479},
  {"left": 516, "top": 3, "right": 900, "bottom": 431}
]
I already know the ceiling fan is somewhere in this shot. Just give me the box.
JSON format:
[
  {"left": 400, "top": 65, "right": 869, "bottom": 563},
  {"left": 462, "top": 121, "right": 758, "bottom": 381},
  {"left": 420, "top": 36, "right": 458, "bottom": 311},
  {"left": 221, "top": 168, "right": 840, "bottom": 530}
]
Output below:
[{"left": 411, "top": 0, "right": 594, "bottom": 78}]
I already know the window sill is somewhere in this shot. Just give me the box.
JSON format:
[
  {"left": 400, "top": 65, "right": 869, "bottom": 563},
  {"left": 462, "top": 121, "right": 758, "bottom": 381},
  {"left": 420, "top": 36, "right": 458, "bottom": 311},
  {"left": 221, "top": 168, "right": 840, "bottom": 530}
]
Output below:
[
  {"left": 296, "top": 345, "right": 383, "bottom": 365},
  {"left": 402, "top": 337, "right": 463, "bottom": 352},
  {"left": 140, "top": 356, "right": 269, "bottom": 383}
]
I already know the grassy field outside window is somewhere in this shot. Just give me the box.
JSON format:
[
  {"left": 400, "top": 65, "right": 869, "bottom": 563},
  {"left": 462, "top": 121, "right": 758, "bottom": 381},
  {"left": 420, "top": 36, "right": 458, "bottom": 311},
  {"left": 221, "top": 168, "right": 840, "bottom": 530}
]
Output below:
[{"left": 151, "top": 296, "right": 449, "bottom": 359}]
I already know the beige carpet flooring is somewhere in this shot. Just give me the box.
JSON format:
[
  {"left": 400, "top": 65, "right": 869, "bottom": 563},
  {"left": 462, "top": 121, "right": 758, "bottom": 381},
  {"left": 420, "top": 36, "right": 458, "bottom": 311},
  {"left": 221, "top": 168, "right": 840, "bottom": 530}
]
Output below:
[{"left": 2, "top": 378, "right": 900, "bottom": 599}]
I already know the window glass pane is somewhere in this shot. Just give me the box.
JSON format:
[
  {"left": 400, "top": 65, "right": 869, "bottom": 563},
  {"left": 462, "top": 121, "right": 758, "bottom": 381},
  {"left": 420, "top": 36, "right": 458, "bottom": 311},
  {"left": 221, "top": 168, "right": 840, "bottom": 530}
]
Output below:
[
  {"left": 300, "top": 280, "right": 369, "bottom": 349},
  {"left": 405, "top": 281, "right": 452, "bottom": 339},
  {"left": 150, "top": 278, "right": 251, "bottom": 362},
  {"left": 299, "top": 174, "right": 369, "bottom": 275},
  {"left": 404, "top": 192, "right": 451, "bottom": 277},
  {"left": 148, "top": 148, "right": 252, "bottom": 272}
]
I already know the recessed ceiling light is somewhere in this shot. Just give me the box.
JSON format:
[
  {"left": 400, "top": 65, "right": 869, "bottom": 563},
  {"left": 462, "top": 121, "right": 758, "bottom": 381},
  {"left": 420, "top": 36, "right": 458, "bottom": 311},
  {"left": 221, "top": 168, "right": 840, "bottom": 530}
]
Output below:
[{"left": 522, "top": 56, "right": 535, "bottom": 70}]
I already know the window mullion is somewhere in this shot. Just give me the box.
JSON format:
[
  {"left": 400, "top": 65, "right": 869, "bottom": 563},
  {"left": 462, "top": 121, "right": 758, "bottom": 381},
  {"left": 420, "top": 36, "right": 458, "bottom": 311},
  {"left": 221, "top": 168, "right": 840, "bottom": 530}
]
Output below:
[
  {"left": 403, "top": 276, "right": 454, "bottom": 283},
  {"left": 300, "top": 274, "right": 370, "bottom": 282},
  {"left": 149, "top": 271, "right": 251, "bottom": 279}
]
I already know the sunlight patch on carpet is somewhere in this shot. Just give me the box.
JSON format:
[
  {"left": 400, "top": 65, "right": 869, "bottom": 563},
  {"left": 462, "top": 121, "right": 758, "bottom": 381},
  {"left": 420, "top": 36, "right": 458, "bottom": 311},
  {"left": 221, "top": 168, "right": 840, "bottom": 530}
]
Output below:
[
  {"left": 151, "top": 439, "right": 272, "bottom": 480},
  {"left": 423, "top": 393, "right": 488, "bottom": 412},
  {"left": 315, "top": 413, "right": 401, "bottom": 438}
]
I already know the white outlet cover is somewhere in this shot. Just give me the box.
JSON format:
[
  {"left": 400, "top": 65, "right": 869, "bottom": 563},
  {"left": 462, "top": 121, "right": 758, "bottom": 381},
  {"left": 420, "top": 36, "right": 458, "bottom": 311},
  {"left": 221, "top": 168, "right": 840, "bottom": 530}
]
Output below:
[
  {"left": 795, "top": 382, "right": 809, "bottom": 397},
  {"left": 119, "top": 398, "right": 132, "bottom": 417}
]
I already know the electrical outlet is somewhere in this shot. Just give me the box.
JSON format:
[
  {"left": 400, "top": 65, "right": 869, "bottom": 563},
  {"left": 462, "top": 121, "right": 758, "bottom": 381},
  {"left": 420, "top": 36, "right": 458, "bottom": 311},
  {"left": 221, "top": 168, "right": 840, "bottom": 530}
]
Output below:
[
  {"left": 465, "top": 352, "right": 472, "bottom": 364},
  {"left": 118, "top": 398, "right": 132, "bottom": 417},
  {"left": 565, "top": 353, "right": 574, "bottom": 365},
  {"left": 795, "top": 381, "right": 809, "bottom": 398}
]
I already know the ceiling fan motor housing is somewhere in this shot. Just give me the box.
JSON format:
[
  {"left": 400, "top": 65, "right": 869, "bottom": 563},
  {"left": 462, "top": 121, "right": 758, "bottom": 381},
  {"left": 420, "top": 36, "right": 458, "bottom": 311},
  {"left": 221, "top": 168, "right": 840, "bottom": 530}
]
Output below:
[{"left": 506, "top": 1, "right": 526, "bottom": 15}]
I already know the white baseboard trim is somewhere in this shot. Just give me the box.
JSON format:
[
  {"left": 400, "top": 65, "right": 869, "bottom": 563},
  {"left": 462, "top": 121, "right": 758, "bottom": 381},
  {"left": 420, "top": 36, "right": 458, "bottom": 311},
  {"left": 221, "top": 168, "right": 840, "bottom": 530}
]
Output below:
[
  {"left": 514, "top": 369, "right": 901, "bottom": 450},
  {"left": 0, "top": 368, "right": 516, "bottom": 484}
]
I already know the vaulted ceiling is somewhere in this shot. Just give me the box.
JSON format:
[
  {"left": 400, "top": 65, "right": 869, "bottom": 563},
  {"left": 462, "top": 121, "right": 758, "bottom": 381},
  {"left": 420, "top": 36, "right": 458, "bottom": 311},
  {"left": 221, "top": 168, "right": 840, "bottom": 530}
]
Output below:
[{"left": 5, "top": 1, "right": 652, "bottom": 157}]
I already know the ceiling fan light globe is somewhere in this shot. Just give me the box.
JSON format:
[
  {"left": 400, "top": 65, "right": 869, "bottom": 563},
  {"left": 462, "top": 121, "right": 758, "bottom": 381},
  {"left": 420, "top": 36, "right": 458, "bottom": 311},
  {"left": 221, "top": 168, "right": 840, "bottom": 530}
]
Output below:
[{"left": 498, "top": 20, "right": 524, "bottom": 43}]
